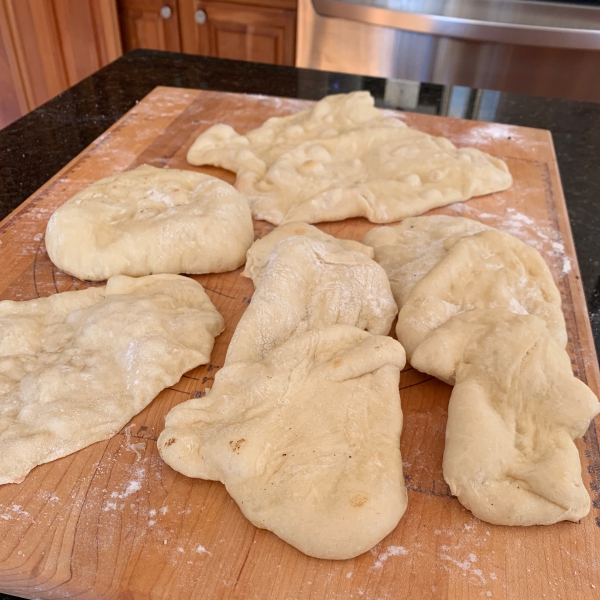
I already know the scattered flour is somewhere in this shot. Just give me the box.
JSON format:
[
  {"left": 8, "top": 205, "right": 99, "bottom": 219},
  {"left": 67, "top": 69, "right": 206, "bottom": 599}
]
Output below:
[
  {"left": 373, "top": 545, "right": 408, "bottom": 569},
  {"left": 196, "top": 544, "right": 212, "bottom": 556},
  {"left": 440, "top": 553, "right": 486, "bottom": 585},
  {"left": 0, "top": 504, "right": 31, "bottom": 520},
  {"left": 111, "top": 479, "right": 142, "bottom": 499}
]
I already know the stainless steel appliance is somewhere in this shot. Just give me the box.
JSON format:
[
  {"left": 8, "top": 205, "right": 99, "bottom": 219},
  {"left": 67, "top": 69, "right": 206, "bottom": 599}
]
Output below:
[{"left": 297, "top": 0, "right": 600, "bottom": 102}]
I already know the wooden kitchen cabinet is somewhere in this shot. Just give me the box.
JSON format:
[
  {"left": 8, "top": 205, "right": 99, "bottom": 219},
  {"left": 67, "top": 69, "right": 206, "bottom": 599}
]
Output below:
[
  {"left": 118, "top": 0, "right": 181, "bottom": 52},
  {"left": 178, "top": 0, "right": 295, "bottom": 65},
  {"left": 118, "top": 0, "right": 296, "bottom": 66},
  {"left": 0, "top": 0, "right": 122, "bottom": 128}
]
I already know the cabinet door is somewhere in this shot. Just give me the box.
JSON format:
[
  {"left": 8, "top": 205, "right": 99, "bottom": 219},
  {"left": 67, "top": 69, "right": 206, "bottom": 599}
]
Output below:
[
  {"left": 0, "top": 0, "right": 122, "bottom": 127},
  {"left": 178, "top": 0, "right": 296, "bottom": 66},
  {"left": 118, "top": 0, "right": 181, "bottom": 52}
]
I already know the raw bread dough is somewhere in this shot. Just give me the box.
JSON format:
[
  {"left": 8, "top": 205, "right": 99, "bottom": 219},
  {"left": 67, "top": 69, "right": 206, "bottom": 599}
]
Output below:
[
  {"left": 227, "top": 234, "right": 398, "bottom": 364},
  {"left": 159, "top": 325, "right": 407, "bottom": 559},
  {"left": 411, "top": 309, "right": 600, "bottom": 525},
  {"left": 45, "top": 164, "right": 254, "bottom": 281},
  {"left": 363, "top": 215, "right": 490, "bottom": 308},
  {"left": 158, "top": 233, "right": 406, "bottom": 559},
  {"left": 187, "top": 91, "right": 512, "bottom": 225},
  {"left": 0, "top": 274, "right": 224, "bottom": 485},
  {"left": 242, "top": 221, "right": 373, "bottom": 285},
  {"left": 394, "top": 228, "right": 566, "bottom": 358}
]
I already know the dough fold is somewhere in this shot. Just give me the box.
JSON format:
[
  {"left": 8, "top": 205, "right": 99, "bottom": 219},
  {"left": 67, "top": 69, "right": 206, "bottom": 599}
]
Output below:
[
  {"left": 228, "top": 234, "right": 398, "bottom": 364},
  {"left": 365, "top": 216, "right": 597, "bottom": 525},
  {"left": 0, "top": 274, "right": 224, "bottom": 484},
  {"left": 46, "top": 165, "right": 254, "bottom": 281},
  {"left": 411, "top": 309, "right": 600, "bottom": 525},
  {"left": 364, "top": 217, "right": 566, "bottom": 359},
  {"left": 159, "top": 230, "right": 407, "bottom": 559},
  {"left": 242, "top": 221, "right": 373, "bottom": 286},
  {"left": 187, "top": 92, "right": 512, "bottom": 225},
  {"left": 160, "top": 325, "right": 406, "bottom": 559}
]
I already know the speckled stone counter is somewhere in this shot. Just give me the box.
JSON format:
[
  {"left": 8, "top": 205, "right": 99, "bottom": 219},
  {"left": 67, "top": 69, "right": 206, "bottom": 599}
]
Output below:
[{"left": 0, "top": 47, "right": 599, "bottom": 600}]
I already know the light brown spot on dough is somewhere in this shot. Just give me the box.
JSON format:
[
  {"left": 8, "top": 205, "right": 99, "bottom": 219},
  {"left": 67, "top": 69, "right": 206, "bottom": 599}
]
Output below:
[{"left": 350, "top": 493, "right": 369, "bottom": 508}]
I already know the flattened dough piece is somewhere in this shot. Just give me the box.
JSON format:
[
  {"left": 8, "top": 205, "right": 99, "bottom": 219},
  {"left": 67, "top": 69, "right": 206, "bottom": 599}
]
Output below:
[
  {"left": 158, "top": 325, "right": 407, "bottom": 559},
  {"left": 363, "top": 215, "right": 490, "bottom": 308},
  {"left": 187, "top": 91, "right": 512, "bottom": 225},
  {"left": 411, "top": 309, "right": 600, "bottom": 525},
  {"left": 242, "top": 221, "right": 373, "bottom": 285},
  {"left": 46, "top": 165, "right": 254, "bottom": 281},
  {"left": 227, "top": 235, "right": 398, "bottom": 364},
  {"left": 159, "top": 231, "right": 404, "bottom": 558},
  {"left": 0, "top": 274, "right": 224, "bottom": 485},
  {"left": 396, "top": 228, "right": 566, "bottom": 359}
]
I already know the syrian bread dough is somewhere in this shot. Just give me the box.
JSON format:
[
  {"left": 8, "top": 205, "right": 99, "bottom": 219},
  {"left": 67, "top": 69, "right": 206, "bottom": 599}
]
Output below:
[
  {"left": 242, "top": 221, "right": 373, "bottom": 285},
  {"left": 159, "top": 325, "right": 406, "bottom": 559},
  {"left": 227, "top": 235, "right": 398, "bottom": 364},
  {"left": 411, "top": 309, "right": 600, "bottom": 525},
  {"left": 393, "top": 227, "right": 566, "bottom": 359},
  {"left": 363, "top": 215, "right": 490, "bottom": 308},
  {"left": 0, "top": 274, "right": 224, "bottom": 485},
  {"left": 46, "top": 165, "right": 254, "bottom": 281},
  {"left": 159, "top": 232, "right": 406, "bottom": 559},
  {"left": 187, "top": 91, "right": 512, "bottom": 225}
]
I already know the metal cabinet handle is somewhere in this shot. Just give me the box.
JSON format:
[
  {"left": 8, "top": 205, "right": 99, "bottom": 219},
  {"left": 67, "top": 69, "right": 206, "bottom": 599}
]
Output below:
[
  {"left": 160, "top": 5, "right": 173, "bottom": 19},
  {"left": 195, "top": 9, "right": 207, "bottom": 25}
]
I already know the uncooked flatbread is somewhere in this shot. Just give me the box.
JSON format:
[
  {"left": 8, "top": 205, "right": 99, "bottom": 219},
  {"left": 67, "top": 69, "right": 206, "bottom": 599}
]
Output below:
[
  {"left": 363, "top": 215, "right": 490, "bottom": 308},
  {"left": 159, "top": 233, "right": 406, "bottom": 559},
  {"left": 411, "top": 309, "right": 600, "bottom": 525},
  {"left": 187, "top": 91, "right": 512, "bottom": 225},
  {"left": 159, "top": 325, "right": 406, "bottom": 559},
  {"left": 0, "top": 274, "right": 224, "bottom": 485},
  {"left": 46, "top": 164, "right": 254, "bottom": 281},
  {"left": 394, "top": 227, "right": 566, "bottom": 359},
  {"left": 242, "top": 221, "right": 373, "bottom": 285},
  {"left": 227, "top": 234, "right": 398, "bottom": 364}
]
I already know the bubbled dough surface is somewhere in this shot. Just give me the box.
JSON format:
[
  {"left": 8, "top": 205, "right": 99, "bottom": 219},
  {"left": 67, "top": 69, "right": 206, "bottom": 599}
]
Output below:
[
  {"left": 45, "top": 165, "right": 254, "bottom": 281},
  {"left": 158, "top": 232, "right": 407, "bottom": 559},
  {"left": 0, "top": 274, "right": 224, "bottom": 485},
  {"left": 411, "top": 309, "right": 600, "bottom": 526},
  {"left": 393, "top": 226, "right": 566, "bottom": 359},
  {"left": 186, "top": 91, "right": 512, "bottom": 225}
]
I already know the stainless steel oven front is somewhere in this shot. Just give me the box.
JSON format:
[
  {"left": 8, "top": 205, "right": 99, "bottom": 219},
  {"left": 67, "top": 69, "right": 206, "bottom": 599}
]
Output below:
[{"left": 296, "top": 0, "right": 600, "bottom": 102}]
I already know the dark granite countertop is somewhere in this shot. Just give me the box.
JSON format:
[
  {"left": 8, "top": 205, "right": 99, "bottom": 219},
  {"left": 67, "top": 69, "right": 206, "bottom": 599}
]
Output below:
[{"left": 0, "top": 49, "right": 599, "bottom": 598}]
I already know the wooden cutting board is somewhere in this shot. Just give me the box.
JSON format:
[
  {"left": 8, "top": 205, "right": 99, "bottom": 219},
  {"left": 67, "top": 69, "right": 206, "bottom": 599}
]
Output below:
[{"left": 0, "top": 87, "right": 598, "bottom": 600}]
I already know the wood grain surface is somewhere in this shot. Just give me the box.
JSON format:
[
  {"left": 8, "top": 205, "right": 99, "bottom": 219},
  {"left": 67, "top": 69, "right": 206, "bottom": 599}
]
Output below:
[{"left": 0, "top": 87, "right": 598, "bottom": 600}]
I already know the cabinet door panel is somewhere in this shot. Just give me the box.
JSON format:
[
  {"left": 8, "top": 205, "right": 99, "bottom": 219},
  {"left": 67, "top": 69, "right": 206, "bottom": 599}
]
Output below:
[
  {"left": 118, "top": 0, "right": 181, "bottom": 52},
  {"left": 179, "top": 0, "right": 295, "bottom": 65},
  {"left": 54, "top": 0, "right": 122, "bottom": 86},
  {"left": 0, "top": 0, "right": 122, "bottom": 127},
  {"left": 0, "top": 0, "right": 68, "bottom": 110}
]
